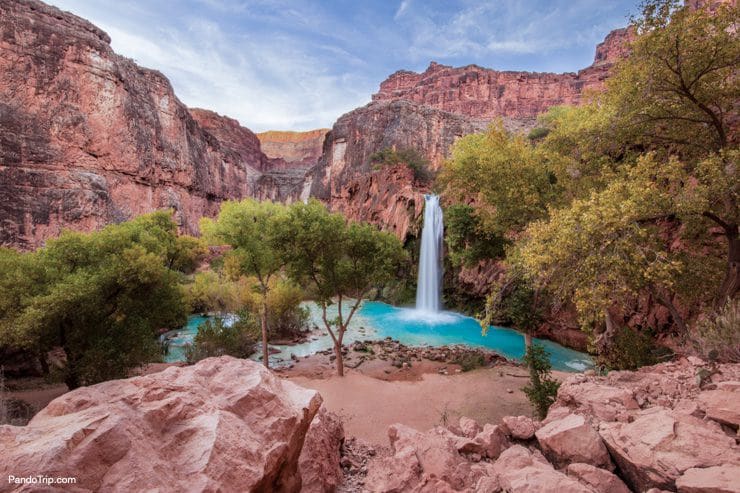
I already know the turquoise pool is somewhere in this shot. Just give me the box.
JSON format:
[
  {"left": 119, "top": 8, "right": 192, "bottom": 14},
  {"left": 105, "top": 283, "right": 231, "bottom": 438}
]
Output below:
[{"left": 162, "top": 301, "right": 593, "bottom": 372}]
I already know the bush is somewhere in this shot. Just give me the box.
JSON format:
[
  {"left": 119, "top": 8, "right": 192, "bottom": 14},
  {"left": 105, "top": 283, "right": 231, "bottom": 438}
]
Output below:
[
  {"left": 444, "top": 204, "right": 506, "bottom": 267},
  {"left": 370, "top": 147, "right": 432, "bottom": 182},
  {"left": 597, "top": 326, "right": 664, "bottom": 371},
  {"left": 522, "top": 344, "right": 560, "bottom": 419},
  {"left": 694, "top": 299, "right": 740, "bottom": 363},
  {"left": 185, "top": 315, "right": 258, "bottom": 363},
  {"left": 527, "top": 126, "right": 550, "bottom": 141},
  {"left": 454, "top": 352, "right": 486, "bottom": 372}
]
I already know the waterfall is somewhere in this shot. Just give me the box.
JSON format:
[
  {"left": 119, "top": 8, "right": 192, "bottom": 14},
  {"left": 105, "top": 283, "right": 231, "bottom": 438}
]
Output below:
[{"left": 416, "top": 194, "right": 444, "bottom": 312}]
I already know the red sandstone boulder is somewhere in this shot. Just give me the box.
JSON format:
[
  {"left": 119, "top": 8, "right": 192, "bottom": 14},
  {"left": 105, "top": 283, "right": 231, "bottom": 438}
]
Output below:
[
  {"left": 676, "top": 464, "right": 740, "bottom": 493},
  {"left": 0, "top": 357, "right": 321, "bottom": 493},
  {"left": 298, "top": 407, "right": 344, "bottom": 493},
  {"left": 565, "top": 463, "right": 631, "bottom": 493},
  {"left": 491, "top": 445, "right": 593, "bottom": 493},
  {"left": 472, "top": 424, "right": 509, "bottom": 460},
  {"left": 502, "top": 415, "right": 537, "bottom": 440},
  {"left": 697, "top": 389, "right": 740, "bottom": 428},
  {"left": 535, "top": 413, "right": 612, "bottom": 469},
  {"left": 458, "top": 416, "right": 482, "bottom": 438},
  {"left": 599, "top": 408, "right": 740, "bottom": 492}
]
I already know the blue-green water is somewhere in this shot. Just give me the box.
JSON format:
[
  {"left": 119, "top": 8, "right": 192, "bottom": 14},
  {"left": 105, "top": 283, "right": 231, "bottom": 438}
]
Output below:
[{"left": 162, "top": 301, "right": 593, "bottom": 372}]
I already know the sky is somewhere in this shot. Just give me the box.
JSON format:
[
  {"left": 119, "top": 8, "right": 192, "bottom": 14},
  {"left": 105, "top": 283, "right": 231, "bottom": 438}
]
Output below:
[{"left": 49, "top": 0, "right": 641, "bottom": 132}]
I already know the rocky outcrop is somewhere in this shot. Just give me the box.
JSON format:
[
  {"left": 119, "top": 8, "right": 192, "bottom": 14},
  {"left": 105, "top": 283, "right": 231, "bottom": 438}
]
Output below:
[
  {"left": 257, "top": 129, "right": 328, "bottom": 168},
  {"left": 362, "top": 359, "right": 740, "bottom": 493},
  {"left": 0, "top": 0, "right": 302, "bottom": 250},
  {"left": 371, "top": 29, "right": 633, "bottom": 125},
  {"left": 0, "top": 357, "right": 322, "bottom": 492},
  {"left": 298, "top": 407, "right": 345, "bottom": 493}
]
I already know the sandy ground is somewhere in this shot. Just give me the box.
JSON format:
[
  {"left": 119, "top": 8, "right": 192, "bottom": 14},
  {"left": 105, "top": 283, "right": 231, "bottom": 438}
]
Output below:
[{"left": 287, "top": 363, "right": 548, "bottom": 445}]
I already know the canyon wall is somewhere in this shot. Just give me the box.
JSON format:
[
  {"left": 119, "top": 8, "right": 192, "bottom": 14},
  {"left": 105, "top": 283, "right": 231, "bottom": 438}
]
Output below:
[
  {"left": 0, "top": 0, "right": 302, "bottom": 249},
  {"left": 257, "top": 129, "right": 328, "bottom": 168}
]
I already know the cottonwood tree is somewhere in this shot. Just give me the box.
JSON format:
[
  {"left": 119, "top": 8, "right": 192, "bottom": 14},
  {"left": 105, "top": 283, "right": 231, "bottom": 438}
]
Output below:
[
  {"left": 201, "top": 199, "right": 287, "bottom": 367},
  {"left": 276, "top": 200, "right": 406, "bottom": 376},
  {"left": 0, "top": 212, "right": 191, "bottom": 389}
]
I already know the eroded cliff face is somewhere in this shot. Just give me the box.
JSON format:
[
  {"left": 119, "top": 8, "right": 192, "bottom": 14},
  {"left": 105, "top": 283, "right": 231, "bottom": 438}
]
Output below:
[
  {"left": 0, "top": 0, "right": 298, "bottom": 249},
  {"left": 257, "top": 129, "right": 328, "bottom": 168},
  {"left": 371, "top": 28, "right": 633, "bottom": 126}
]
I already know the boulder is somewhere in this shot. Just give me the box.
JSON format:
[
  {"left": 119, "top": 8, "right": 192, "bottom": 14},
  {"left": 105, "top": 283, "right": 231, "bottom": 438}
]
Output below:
[
  {"left": 599, "top": 408, "right": 739, "bottom": 492},
  {"left": 565, "top": 463, "right": 631, "bottom": 493},
  {"left": 0, "top": 357, "right": 321, "bottom": 493},
  {"left": 298, "top": 407, "right": 344, "bottom": 493},
  {"left": 697, "top": 389, "right": 740, "bottom": 428},
  {"left": 492, "top": 445, "right": 593, "bottom": 493},
  {"left": 472, "top": 424, "right": 509, "bottom": 460},
  {"left": 502, "top": 415, "right": 536, "bottom": 440},
  {"left": 676, "top": 464, "right": 740, "bottom": 493},
  {"left": 535, "top": 413, "right": 612, "bottom": 469},
  {"left": 459, "top": 416, "right": 482, "bottom": 438}
]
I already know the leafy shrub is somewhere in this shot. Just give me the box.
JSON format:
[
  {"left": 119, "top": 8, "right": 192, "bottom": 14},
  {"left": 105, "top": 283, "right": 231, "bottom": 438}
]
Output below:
[
  {"left": 522, "top": 343, "right": 560, "bottom": 419},
  {"left": 445, "top": 204, "right": 506, "bottom": 267},
  {"left": 597, "top": 326, "right": 664, "bottom": 371},
  {"left": 527, "top": 126, "right": 550, "bottom": 141},
  {"left": 185, "top": 315, "right": 258, "bottom": 363},
  {"left": 370, "top": 147, "right": 432, "bottom": 182},
  {"left": 454, "top": 352, "right": 486, "bottom": 372},
  {"left": 694, "top": 299, "right": 740, "bottom": 363}
]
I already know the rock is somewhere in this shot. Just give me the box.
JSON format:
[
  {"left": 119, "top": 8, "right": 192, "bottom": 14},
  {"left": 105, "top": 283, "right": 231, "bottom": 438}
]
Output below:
[
  {"left": 676, "top": 464, "right": 740, "bottom": 493},
  {"left": 298, "top": 407, "right": 344, "bottom": 493},
  {"left": 459, "top": 416, "right": 482, "bottom": 438},
  {"left": 256, "top": 129, "right": 328, "bottom": 168},
  {"left": 535, "top": 413, "right": 612, "bottom": 469},
  {"left": 0, "top": 0, "right": 312, "bottom": 249},
  {"left": 472, "top": 424, "right": 509, "bottom": 460},
  {"left": 565, "top": 463, "right": 631, "bottom": 493},
  {"left": 0, "top": 356, "right": 321, "bottom": 492},
  {"left": 502, "top": 415, "right": 536, "bottom": 440},
  {"left": 553, "top": 378, "right": 640, "bottom": 422},
  {"left": 697, "top": 389, "right": 740, "bottom": 428},
  {"left": 599, "top": 408, "right": 739, "bottom": 492},
  {"left": 492, "top": 445, "right": 593, "bottom": 493}
]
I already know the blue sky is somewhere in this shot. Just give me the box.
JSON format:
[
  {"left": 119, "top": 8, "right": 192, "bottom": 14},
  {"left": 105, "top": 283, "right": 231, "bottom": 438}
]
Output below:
[{"left": 49, "top": 0, "right": 640, "bottom": 132}]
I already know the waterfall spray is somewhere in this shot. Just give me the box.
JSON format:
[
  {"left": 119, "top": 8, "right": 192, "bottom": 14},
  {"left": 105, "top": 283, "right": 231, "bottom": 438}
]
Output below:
[{"left": 416, "top": 194, "right": 444, "bottom": 312}]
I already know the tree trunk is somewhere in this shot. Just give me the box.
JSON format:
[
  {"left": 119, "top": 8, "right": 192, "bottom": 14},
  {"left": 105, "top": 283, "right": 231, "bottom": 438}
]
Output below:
[
  {"left": 651, "top": 287, "right": 688, "bottom": 335},
  {"left": 524, "top": 332, "right": 533, "bottom": 349},
  {"left": 334, "top": 343, "right": 344, "bottom": 377},
  {"left": 64, "top": 351, "right": 80, "bottom": 390},
  {"left": 261, "top": 299, "right": 269, "bottom": 368},
  {"left": 718, "top": 234, "right": 739, "bottom": 304}
]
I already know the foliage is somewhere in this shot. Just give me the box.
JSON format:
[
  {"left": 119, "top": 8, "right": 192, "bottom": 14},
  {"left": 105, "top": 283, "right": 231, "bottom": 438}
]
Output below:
[
  {"left": 0, "top": 211, "right": 189, "bottom": 389},
  {"left": 694, "top": 299, "right": 740, "bottom": 363},
  {"left": 440, "top": 123, "right": 562, "bottom": 237},
  {"left": 597, "top": 326, "right": 661, "bottom": 371},
  {"left": 275, "top": 199, "right": 407, "bottom": 375},
  {"left": 186, "top": 271, "right": 243, "bottom": 314},
  {"left": 480, "top": 276, "right": 542, "bottom": 335},
  {"left": 444, "top": 204, "right": 506, "bottom": 267},
  {"left": 522, "top": 344, "right": 560, "bottom": 420},
  {"left": 526, "top": 126, "right": 550, "bottom": 141},
  {"left": 608, "top": 0, "right": 739, "bottom": 157},
  {"left": 370, "top": 147, "right": 432, "bottom": 182},
  {"left": 454, "top": 352, "right": 486, "bottom": 372},
  {"left": 241, "top": 278, "right": 310, "bottom": 338},
  {"left": 201, "top": 199, "right": 288, "bottom": 366},
  {"left": 185, "top": 315, "right": 257, "bottom": 363}
]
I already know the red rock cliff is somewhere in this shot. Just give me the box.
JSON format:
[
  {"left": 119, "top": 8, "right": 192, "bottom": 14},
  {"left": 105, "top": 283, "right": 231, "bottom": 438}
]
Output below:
[
  {"left": 371, "top": 28, "right": 634, "bottom": 123},
  {"left": 257, "top": 129, "right": 328, "bottom": 168},
  {"left": 0, "top": 0, "right": 296, "bottom": 249}
]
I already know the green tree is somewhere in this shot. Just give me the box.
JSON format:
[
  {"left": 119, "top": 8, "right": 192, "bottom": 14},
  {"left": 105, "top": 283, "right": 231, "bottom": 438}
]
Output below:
[
  {"left": 185, "top": 315, "right": 258, "bottom": 363},
  {"left": 201, "top": 199, "right": 288, "bottom": 367},
  {"left": 0, "top": 212, "right": 188, "bottom": 389},
  {"left": 522, "top": 344, "right": 560, "bottom": 420},
  {"left": 276, "top": 200, "right": 407, "bottom": 376}
]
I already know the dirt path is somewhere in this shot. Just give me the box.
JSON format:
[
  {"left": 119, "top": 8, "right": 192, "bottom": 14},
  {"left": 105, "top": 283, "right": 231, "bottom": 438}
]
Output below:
[{"left": 288, "top": 364, "right": 547, "bottom": 445}]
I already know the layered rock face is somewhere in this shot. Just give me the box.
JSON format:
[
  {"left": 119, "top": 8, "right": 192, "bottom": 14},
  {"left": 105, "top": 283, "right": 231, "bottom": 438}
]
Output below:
[
  {"left": 0, "top": 357, "right": 324, "bottom": 492},
  {"left": 309, "top": 99, "right": 485, "bottom": 239},
  {"left": 257, "top": 129, "right": 328, "bottom": 168},
  {"left": 0, "top": 0, "right": 302, "bottom": 250},
  {"left": 371, "top": 29, "right": 632, "bottom": 124},
  {"left": 363, "top": 358, "right": 740, "bottom": 493}
]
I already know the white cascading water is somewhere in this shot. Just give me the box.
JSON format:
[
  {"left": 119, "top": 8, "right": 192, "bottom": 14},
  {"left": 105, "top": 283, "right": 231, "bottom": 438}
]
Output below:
[{"left": 416, "top": 194, "right": 444, "bottom": 312}]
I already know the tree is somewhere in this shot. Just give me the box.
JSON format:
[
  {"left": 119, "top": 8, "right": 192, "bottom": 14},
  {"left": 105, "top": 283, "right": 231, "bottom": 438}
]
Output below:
[
  {"left": 440, "top": 123, "right": 563, "bottom": 239},
  {"left": 276, "top": 200, "right": 407, "bottom": 376},
  {"left": 607, "top": 0, "right": 739, "bottom": 302},
  {"left": 185, "top": 315, "right": 258, "bottom": 363},
  {"left": 522, "top": 344, "right": 560, "bottom": 420},
  {"left": 201, "top": 199, "right": 287, "bottom": 367},
  {"left": 0, "top": 211, "right": 189, "bottom": 389}
]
